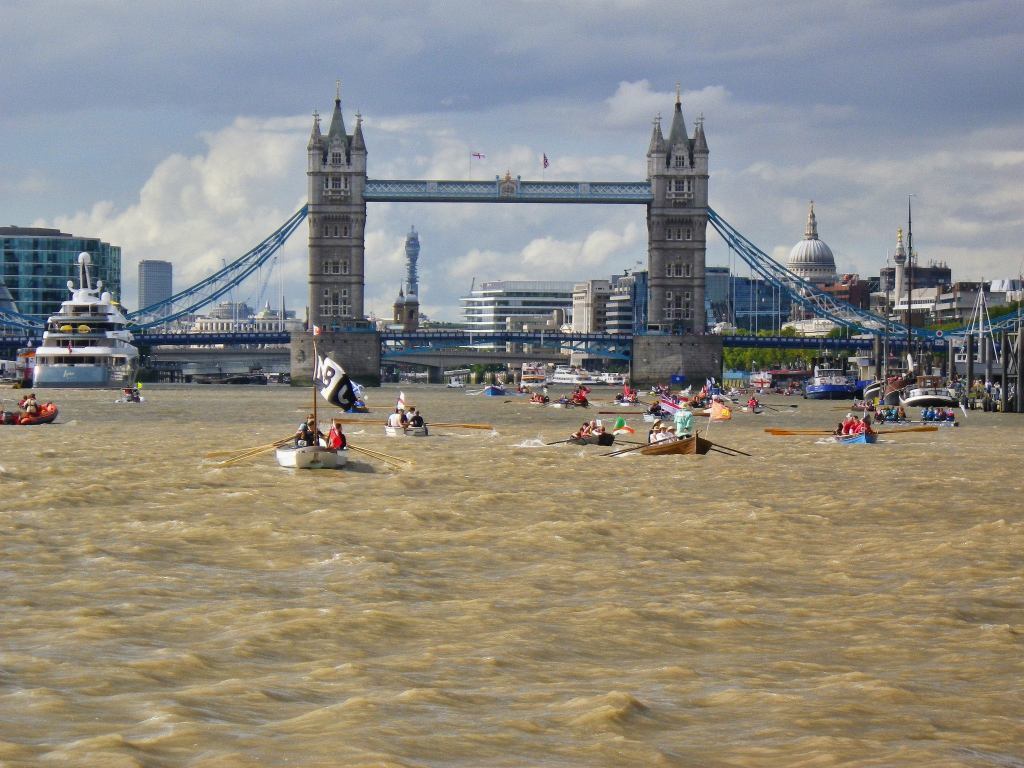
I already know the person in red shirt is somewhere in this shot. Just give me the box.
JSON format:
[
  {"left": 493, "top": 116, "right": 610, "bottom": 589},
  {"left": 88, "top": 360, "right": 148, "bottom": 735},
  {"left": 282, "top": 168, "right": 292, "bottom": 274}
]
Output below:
[{"left": 326, "top": 423, "right": 346, "bottom": 450}]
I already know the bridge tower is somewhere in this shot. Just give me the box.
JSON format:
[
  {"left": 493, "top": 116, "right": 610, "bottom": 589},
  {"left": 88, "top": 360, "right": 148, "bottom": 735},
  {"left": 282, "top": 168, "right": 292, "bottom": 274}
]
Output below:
[
  {"left": 646, "top": 85, "right": 709, "bottom": 333},
  {"left": 306, "top": 83, "right": 367, "bottom": 329}
]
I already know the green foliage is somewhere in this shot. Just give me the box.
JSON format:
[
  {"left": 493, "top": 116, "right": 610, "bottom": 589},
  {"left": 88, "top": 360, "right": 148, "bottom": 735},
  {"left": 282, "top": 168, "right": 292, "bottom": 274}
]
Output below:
[{"left": 720, "top": 327, "right": 861, "bottom": 372}]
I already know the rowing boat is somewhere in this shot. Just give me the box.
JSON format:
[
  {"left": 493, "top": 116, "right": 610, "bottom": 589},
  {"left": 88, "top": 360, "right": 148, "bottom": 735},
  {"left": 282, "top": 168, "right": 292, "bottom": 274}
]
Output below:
[
  {"left": 829, "top": 432, "right": 878, "bottom": 445},
  {"left": 275, "top": 444, "right": 347, "bottom": 469},
  {"left": 567, "top": 433, "right": 615, "bottom": 447},
  {"left": 385, "top": 425, "right": 428, "bottom": 437},
  {"left": 638, "top": 435, "right": 712, "bottom": 456}
]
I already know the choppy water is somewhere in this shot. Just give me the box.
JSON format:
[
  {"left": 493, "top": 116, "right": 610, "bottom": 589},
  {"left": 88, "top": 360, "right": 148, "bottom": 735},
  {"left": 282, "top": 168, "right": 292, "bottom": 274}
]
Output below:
[{"left": 1, "top": 384, "right": 1022, "bottom": 767}]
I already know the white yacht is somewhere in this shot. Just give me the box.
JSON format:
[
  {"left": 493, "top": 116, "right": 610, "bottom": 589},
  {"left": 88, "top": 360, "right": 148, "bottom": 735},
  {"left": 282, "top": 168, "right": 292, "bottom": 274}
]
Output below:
[
  {"left": 33, "top": 252, "right": 139, "bottom": 388},
  {"left": 899, "top": 376, "right": 959, "bottom": 408},
  {"left": 548, "top": 365, "right": 595, "bottom": 386},
  {"left": 596, "top": 371, "right": 627, "bottom": 386}
]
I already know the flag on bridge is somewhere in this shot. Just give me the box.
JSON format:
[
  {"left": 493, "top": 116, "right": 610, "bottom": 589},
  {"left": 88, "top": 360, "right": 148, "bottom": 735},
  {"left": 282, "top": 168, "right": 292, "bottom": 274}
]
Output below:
[
  {"left": 543, "top": 153, "right": 549, "bottom": 169},
  {"left": 472, "top": 152, "right": 485, "bottom": 159},
  {"left": 314, "top": 352, "right": 356, "bottom": 411}
]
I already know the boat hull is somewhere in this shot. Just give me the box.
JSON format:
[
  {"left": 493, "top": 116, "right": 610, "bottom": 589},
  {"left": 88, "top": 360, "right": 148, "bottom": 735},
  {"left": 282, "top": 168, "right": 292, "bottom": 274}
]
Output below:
[
  {"left": 33, "top": 364, "right": 129, "bottom": 388},
  {"left": 385, "top": 425, "right": 428, "bottom": 437},
  {"left": 805, "top": 384, "right": 857, "bottom": 400},
  {"left": 568, "top": 433, "right": 615, "bottom": 447},
  {"left": 275, "top": 445, "right": 347, "bottom": 469},
  {"left": 831, "top": 432, "right": 878, "bottom": 445},
  {"left": 639, "top": 435, "right": 711, "bottom": 456},
  {"left": 1, "top": 403, "right": 58, "bottom": 425},
  {"left": 899, "top": 391, "right": 959, "bottom": 408}
]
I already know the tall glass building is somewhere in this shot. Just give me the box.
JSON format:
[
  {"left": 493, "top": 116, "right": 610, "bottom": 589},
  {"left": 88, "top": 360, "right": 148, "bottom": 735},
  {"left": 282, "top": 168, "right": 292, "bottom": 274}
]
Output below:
[
  {"left": 138, "top": 259, "right": 173, "bottom": 316},
  {"left": 0, "top": 227, "right": 122, "bottom": 321}
]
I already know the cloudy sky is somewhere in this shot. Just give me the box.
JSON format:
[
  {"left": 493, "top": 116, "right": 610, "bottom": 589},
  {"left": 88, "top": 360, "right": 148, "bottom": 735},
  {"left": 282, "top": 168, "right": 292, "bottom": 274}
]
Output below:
[{"left": 3, "top": 0, "right": 1022, "bottom": 321}]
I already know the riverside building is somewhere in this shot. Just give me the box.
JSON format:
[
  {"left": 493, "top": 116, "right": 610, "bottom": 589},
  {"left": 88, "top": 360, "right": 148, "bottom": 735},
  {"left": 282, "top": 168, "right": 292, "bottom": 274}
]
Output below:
[
  {"left": 461, "top": 280, "right": 574, "bottom": 348},
  {"left": 0, "top": 226, "right": 121, "bottom": 321}
]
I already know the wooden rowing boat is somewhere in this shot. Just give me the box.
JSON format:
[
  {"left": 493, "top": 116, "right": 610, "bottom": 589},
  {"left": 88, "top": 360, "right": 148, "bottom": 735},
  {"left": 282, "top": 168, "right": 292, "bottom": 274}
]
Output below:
[{"left": 638, "top": 435, "right": 712, "bottom": 456}]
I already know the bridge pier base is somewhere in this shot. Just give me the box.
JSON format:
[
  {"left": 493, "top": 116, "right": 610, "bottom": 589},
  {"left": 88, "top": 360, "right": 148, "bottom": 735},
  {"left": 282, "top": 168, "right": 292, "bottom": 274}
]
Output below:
[
  {"left": 630, "top": 334, "right": 723, "bottom": 389},
  {"left": 426, "top": 366, "right": 443, "bottom": 385},
  {"left": 290, "top": 330, "right": 381, "bottom": 387}
]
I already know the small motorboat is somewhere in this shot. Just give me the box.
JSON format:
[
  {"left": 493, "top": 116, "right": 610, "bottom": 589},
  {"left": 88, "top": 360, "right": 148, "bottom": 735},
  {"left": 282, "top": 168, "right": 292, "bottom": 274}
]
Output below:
[
  {"left": 275, "top": 444, "right": 347, "bottom": 469},
  {"left": 385, "top": 425, "right": 428, "bottom": 437},
  {"left": 482, "top": 385, "right": 506, "bottom": 397},
  {"left": 1, "top": 400, "right": 58, "bottom": 425},
  {"left": 115, "top": 388, "right": 145, "bottom": 404}
]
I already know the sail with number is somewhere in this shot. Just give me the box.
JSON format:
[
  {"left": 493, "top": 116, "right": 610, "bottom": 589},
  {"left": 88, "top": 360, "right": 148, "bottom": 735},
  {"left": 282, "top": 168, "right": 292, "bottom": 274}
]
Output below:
[{"left": 314, "top": 352, "right": 356, "bottom": 411}]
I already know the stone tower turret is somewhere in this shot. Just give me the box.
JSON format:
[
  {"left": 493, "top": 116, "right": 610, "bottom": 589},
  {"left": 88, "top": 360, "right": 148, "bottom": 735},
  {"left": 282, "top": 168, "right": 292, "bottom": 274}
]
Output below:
[
  {"left": 307, "top": 81, "right": 367, "bottom": 329},
  {"left": 646, "top": 84, "right": 708, "bottom": 333}
]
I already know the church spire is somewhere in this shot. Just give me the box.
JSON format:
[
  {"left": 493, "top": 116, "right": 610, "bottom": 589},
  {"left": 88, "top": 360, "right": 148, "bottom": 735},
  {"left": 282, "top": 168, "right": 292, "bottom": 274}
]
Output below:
[{"left": 803, "top": 201, "right": 819, "bottom": 240}]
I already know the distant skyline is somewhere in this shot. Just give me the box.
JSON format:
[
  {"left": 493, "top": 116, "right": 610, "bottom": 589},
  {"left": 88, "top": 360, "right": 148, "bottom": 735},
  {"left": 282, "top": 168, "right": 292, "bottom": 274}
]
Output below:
[{"left": 3, "top": 1, "right": 1022, "bottom": 320}]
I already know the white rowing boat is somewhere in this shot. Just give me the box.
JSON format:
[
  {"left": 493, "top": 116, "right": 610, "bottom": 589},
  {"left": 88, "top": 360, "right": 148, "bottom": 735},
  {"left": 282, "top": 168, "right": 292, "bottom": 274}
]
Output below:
[
  {"left": 385, "top": 425, "right": 428, "bottom": 437},
  {"left": 275, "top": 444, "right": 347, "bottom": 469}
]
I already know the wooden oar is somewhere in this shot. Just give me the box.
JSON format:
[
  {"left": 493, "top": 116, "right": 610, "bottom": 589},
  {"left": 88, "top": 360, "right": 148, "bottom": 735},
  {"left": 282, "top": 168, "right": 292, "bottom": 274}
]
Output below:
[
  {"left": 699, "top": 437, "right": 751, "bottom": 456},
  {"left": 766, "top": 425, "right": 938, "bottom": 436},
  {"left": 348, "top": 444, "right": 411, "bottom": 466},
  {"left": 765, "top": 428, "right": 846, "bottom": 436},
  {"left": 427, "top": 422, "right": 493, "bottom": 430},
  {"left": 204, "top": 438, "right": 288, "bottom": 459},
  {"left": 602, "top": 441, "right": 654, "bottom": 457},
  {"left": 216, "top": 437, "right": 293, "bottom": 466},
  {"left": 545, "top": 438, "right": 574, "bottom": 446},
  {"left": 597, "top": 410, "right": 646, "bottom": 415}
]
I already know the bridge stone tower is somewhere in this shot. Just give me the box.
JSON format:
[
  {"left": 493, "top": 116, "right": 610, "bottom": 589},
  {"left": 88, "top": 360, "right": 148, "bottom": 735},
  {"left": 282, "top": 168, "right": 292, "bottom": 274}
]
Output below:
[
  {"left": 646, "top": 86, "right": 709, "bottom": 333},
  {"left": 306, "top": 84, "right": 367, "bottom": 328}
]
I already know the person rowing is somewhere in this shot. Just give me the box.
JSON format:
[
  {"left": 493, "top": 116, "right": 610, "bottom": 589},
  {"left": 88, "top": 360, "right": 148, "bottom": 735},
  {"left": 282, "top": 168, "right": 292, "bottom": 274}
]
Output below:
[
  {"left": 326, "top": 422, "right": 347, "bottom": 450},
  {"left": 386, "top": 408, "right": 407, "bottom": 431},
  {"left": 295, "top": 415, "right": 324, "bottom": 447},
  {"left": 407, "top": 408, "right": 428, "bottom": 435}
]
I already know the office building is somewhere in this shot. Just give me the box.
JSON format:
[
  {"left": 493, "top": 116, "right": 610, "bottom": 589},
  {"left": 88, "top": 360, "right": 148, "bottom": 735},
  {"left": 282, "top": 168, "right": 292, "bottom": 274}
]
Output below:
[
  {"left": 461, "top": 280, "right": 574, "bottom": 347},
  {"left": 0, "top": 226, "right": 121, "bottom": 321},
  {"left": 138, "top": 259, "right": 173, "bottom": 316}
]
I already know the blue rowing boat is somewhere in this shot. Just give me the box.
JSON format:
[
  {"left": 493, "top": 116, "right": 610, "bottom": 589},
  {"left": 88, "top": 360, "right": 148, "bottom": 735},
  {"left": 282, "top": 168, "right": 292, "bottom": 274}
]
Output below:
[{"left": 833, "top": 432, "right": 878, "bottom": 445}]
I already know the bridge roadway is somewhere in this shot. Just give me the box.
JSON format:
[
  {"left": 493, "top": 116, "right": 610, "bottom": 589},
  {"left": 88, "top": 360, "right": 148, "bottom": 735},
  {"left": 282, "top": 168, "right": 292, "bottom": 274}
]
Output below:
[{"left": 0, "top": 329, "right": 945, "bottom": 357}]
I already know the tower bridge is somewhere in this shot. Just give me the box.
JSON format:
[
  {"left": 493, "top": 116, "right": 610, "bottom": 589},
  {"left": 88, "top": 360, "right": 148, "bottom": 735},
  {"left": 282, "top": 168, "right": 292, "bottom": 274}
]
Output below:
[{"left": 4, "top": 82, "right": 1023, "bottom": 387}]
